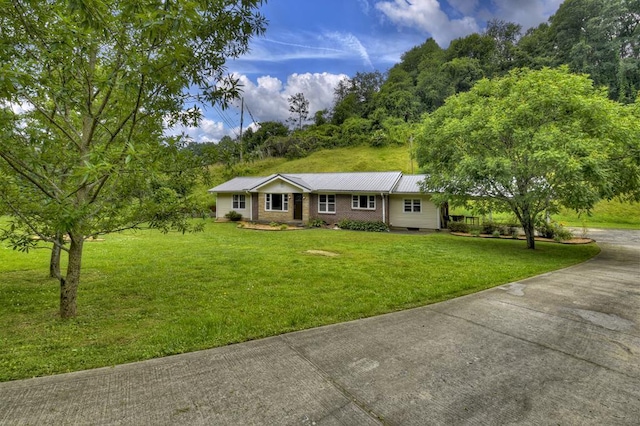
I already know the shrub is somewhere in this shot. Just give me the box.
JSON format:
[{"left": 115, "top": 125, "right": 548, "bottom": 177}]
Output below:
[
  {"left": 510, "top": 227, "right": 520, "bottom": 239},
  {"left": 492, "top": 230, "right": 501, "bottom": 238},
  {"left": 482, "top": 221, "right": 498, "bottom": 235},
  {"left": 536, "top": 220, "right": 573, "bottom": 241},
  {"left": 224, "top": 211, "right": 243, "bottom": 221},
  {"left": 536, "top": 221, "right": 555, "bottom": 238},
  {"left": 337, "top": 219, "right": 388, "bottom": 232},
  {"left": 554, "top": 226, "right": 574, "bottom": 242},
  {"left": 448, "top": 221, "right": 470, "bottom": 233},
  {"left": 308, "top": 218, "right": 326, "bottom": 228}
]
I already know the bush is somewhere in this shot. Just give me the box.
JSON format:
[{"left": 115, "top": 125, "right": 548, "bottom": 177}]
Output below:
[
  {"left": 224, "top": 211, "right": 243, "bottom": 221},
  {"left": 337, "top": 219, "right": 388, "bottom": 232},
  {"left": 554, "top": 226, "right": 574, "bottom": 242},
  {"left": 448, "top": 221, "right": 470, "bottom": 233},
  {"left": 536, "top": 220, "right": 573, "bottom": 241},
  {"left": 536, "top": 221, "right": 555, "bottom": 239},
  {"left": 482, "top": 221, "right": 498, "bottom": 235},
  {"left": 308, "top": 218, "right": 326, "bottom": 228}
]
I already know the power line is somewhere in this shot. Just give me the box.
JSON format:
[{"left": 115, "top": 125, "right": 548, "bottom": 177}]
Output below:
[
  {"left": 213, "top": 104, "right": 240, "bottom": 139},
  {"left": 244, "top": 102, "right": 259, "bottom": 126}
]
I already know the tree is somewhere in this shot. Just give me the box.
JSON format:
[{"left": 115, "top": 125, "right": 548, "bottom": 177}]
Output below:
[
  {"left": 331, "top": 71, "right": 384, "bottom": 123},
  {"left": 288, "top": 92, "right": 309, "bottom": 130},
  {"left": 0, "top": 0, "right": 266, "bottom": 318},
  {"left": 541, "top": 0, "right": 640, "bottom": 103},
  {"left": 484, "top": 19, "right": 522, "bottom": 73},
  {"left": 417, "top": 67, "right": 640, "bottom": 249}
]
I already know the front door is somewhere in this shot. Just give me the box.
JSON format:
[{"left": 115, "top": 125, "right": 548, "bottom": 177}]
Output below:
[{"left": 293, "top": 193, "right": 303, "bottom": 221}]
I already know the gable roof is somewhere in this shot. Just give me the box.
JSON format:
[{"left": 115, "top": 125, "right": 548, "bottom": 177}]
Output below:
[
  {"left": 250, "top": 174, "right": 313, "bottom": 192},
  {"left": 209, "top": 171, "right": 405, "bottom": 194}
]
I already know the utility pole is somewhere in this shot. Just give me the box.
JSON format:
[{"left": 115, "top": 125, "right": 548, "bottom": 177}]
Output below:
[
  {"left": 239, "top": 97, "right": 244, "bottom": 162},
  {"left": 409, "top": 135, "right": 414, "bottom": 174}
]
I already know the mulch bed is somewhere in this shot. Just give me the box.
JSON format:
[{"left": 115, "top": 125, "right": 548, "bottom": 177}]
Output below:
[
  {"left": 236, "top": 221, "right": 305, "bottom": 231},
  {"left": 450, "top": 232, "right": 594, "bottom": 244}
]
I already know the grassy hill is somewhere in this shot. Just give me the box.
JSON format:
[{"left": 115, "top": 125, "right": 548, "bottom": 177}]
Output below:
[
  {"left": 210, "top": 144, "right": 415, "bottom": 179},
  {"left": 206, "top": 144, "right": 639, "bottom": 229}
]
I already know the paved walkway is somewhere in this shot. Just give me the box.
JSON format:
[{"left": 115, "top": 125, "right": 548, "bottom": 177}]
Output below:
[{"left": 1, "top": 230, "right": 639, "bottom": 425}]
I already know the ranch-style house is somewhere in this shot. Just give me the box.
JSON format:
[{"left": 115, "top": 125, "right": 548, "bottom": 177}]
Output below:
[{"left": 208, "top": 171, "right": 448, "bottom": 230}]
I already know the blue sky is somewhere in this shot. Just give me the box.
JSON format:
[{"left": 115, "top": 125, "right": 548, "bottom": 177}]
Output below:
[{"left": 173, "top": 0, "right": 564, "bottom": 142}]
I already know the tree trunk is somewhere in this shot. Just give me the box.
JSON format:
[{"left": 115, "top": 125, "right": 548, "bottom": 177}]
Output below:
[
  {"left": 523, "top": 220, "right": 536, "bottom": 249},
  {"left": 60, "top": 236, "right": 84, "bottom": 319},
  {"left": 49, "top": 233, "right": 63, "bottom": 279}
]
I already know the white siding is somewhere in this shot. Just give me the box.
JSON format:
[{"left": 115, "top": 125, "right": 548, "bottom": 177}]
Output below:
[
  {"left": 216, "top": 193, "right": 250, "bottom": 220},
  {"left": 259, "top": 180, "right": 300, "bottom": 194},
  {"left": 389, "top": 195, "right": 440, "bottom": 229}
]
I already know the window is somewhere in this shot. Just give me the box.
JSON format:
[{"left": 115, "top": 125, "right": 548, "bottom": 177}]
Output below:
[
  {"left": 233, "top": 194, "right": 246, "bottom": 209},
  {"left": 265, "top": 193, "right": 288, "bottom": 211},
  {"left": 352, "top": 195, "right": 375, "bottom": 210},
  {"left": 404, "top": 199, "right": 421, "bottom": 213},
  {"left": 318, "top": 194, "right": 336, "bottom": 213}
]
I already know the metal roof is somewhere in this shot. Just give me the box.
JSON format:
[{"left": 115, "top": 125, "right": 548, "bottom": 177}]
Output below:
[
  {"left": 281, "top": 172, "right": 402, "bottom": 193},
  {"left": 208, "top": 172, "right": 438, "bottom": 194},
  {"left": 393, "top": 174, "right": 428, "bottom": 193},
  {"left": 207, "top": 176, "right": 271, "bottom": 193}
]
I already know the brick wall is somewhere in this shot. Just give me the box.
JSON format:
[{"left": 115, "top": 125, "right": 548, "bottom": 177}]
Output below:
[
  {"left": 254, "top": 192, "right": 310, "bottom": 224},
  {"left": 310, "top": 194, "right": 385, "bottom": 225}
]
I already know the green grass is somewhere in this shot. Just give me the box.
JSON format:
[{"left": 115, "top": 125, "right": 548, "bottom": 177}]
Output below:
[
  {"left": 0, "top": 222, "right": 599, "bottom": 381},
  {"left": 451, "top": 199, "right": 640, "bottom": 230},
  {"left": 554, "top": 200, "right": 640, "bottom": 229},
  {"left": 209, "top": 144, "right": 414, "bottom": 178}
]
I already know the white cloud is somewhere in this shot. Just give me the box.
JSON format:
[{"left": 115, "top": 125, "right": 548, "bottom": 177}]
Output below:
[
  {"left": 375, "top": 0, "right": 480, "bottom": 47},
  {"left": 170, "top": 72, "right": 348, "bottom": 142},
  {"left": 447, "top": 0, "right": 480, "bottom": 16},
  {"left": 324, "top": 32, "right": 374, "bottom": 69},
  {"left": 166, "top": 117, "right": 228, "bottom": 143},
  {"left": 375, "top": 0, "right": 561, "bottom": 46},
  {"left": 233, "top": 72, "right": 348, "bottom": 124},
  {"left": 1, "top": 101, "right": 33, "bottom": 114},
  {"left": 489, "top": 0, "right": 564, "bottom": 31}
]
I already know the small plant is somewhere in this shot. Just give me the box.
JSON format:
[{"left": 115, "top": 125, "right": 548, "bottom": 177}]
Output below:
[
  {"left": 482, "top": 221, "right": 498, "bottom": 235},
  {"left": 269, "top": 222, "right": 280, "bottom": 228},
  {"left": 492, "top": 230, "right": 501, "bottom": 238},
  {"left": 279, "top": 224, "right": 288, "bottom": 230},
  {"left": 536, "top": 221, "right": 555, "bottom": 239},
  {"left": 553, "top": 225, "right": 574, "bottom": 242},
  {"left": 308, "top": 218, "right": 326, "bottom": 228},
  {"left": 580, "top": 222, "right": 589, "bottom": 239},
  {"left": 510, "top": 228, "right": 520, "bottom": 239},
  {"left": 224, "top": 210, "right": 242, "bottom": 222},
  {"left": 470, "top": 226, "right": 481, "bottom": 237},
  {"left": 447, "top": 221, "right": 470, "bottom": 233}
]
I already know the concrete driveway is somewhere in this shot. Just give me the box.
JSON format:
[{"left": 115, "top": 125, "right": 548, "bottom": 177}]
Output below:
[{"left": 1, "top": 230, "right": 639, "bottom": 425}]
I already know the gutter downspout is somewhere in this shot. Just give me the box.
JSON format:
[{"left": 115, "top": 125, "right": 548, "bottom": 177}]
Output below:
[{"left": 381, "top": 193, "right": 386, "bottom": 225}]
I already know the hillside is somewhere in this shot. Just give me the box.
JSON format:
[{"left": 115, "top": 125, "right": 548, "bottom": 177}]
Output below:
[
  {"left": 206, "top": 144, "right": 639, "bottom": 229},
  {"left": 210, "top": 144, "right": 415, "bottom": 181}
]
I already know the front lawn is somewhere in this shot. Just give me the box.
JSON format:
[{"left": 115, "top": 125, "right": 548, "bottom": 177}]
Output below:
[{"left": 0, "top": 222, "right": 599, "bottom": 381}]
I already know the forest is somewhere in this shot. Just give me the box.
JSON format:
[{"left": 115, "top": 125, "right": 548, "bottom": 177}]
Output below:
[{"left": 191, "top": 0, "right": 640, "bottom": 167}]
